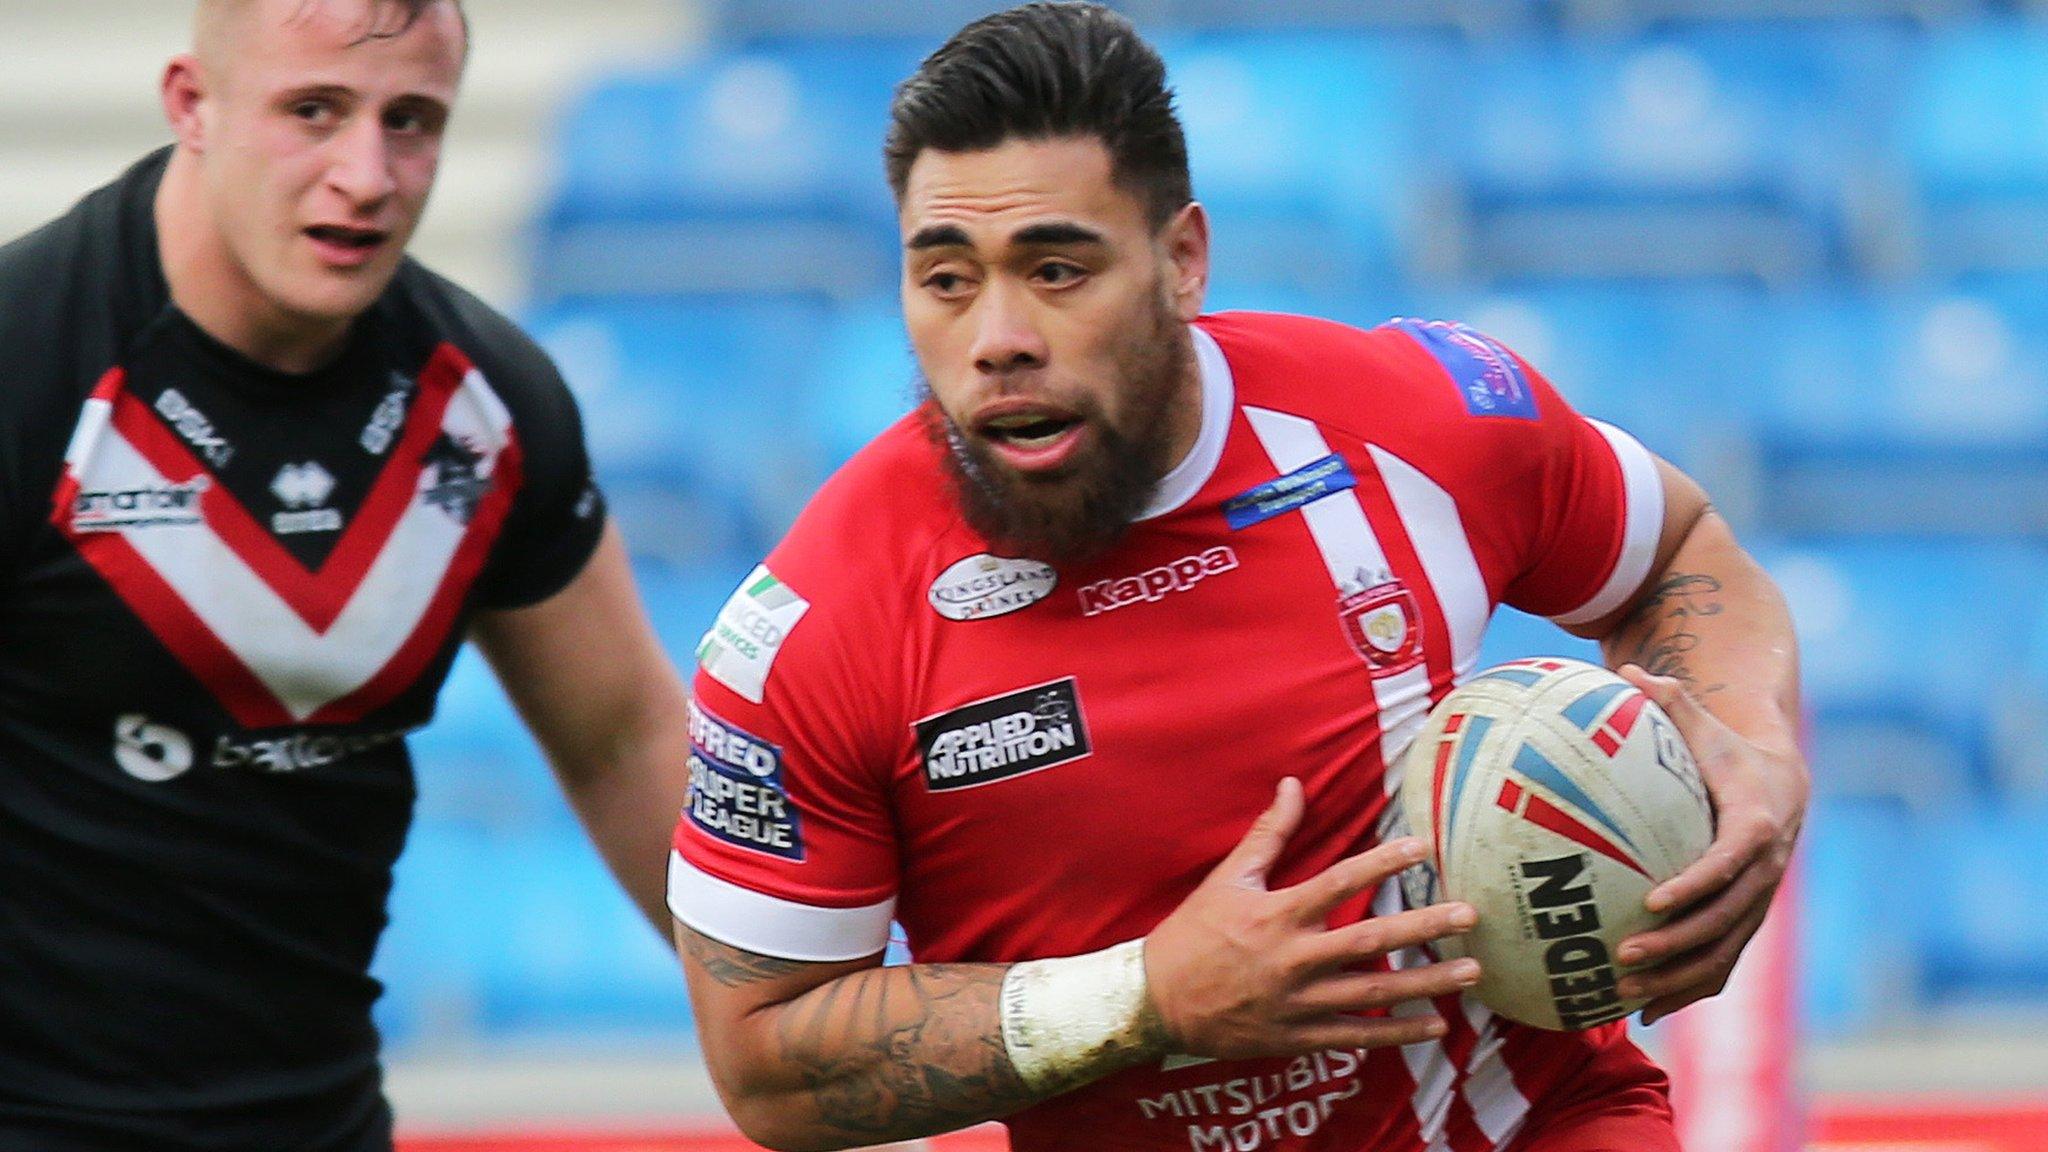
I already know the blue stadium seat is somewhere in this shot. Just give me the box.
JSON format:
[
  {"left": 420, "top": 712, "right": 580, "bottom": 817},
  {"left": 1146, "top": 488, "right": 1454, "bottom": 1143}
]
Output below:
[
  {"left": 1440, "top": 25, "right": 1898, "bottom": 283},
  {"left": 373, "top": 820, "right": 496, "bottom": 1046},
  {"left": 1757, "top": 286, "right": 2048, "bottom": 446},
  {"left": 1990, "top": 583, "right": 2048, "bottom": 796},
  {"left": 525, "top": 296, "right": 840, "bottom": 561},
  {"left": 1744, "top": 284, "right": 2048, "bottom": 535},
  {"left": 1154, "top": 31, "right": 1436, "bottom": 295},
  {"left": 1753, "top": 537, "right": 2048, "bottom": 801},
  {"left": 702, "top": 0, "right": 1022, "bottom": 41},
  {"left": 1799, "top": 795, "right": 1921, "bottom": 1036},
  {"left": 540, "top": 41, "right": 928, "bottom": 299},
  {"left": 409, "top": 648, "right": 565, "bottom": 832},
  {"left": 1897, "top": 25, "right": 2048, "bottom": 276},
  {"left": 374, "top": 823, "right": 693, "bottom": 1046},
  {"left": 1919, "top": 798, "right": 2048, "bottom": 1005},
  {"left": 802, "top": 298, "right": 922, "bottom": 469},
  {"left": 633, "top": 556, "right": 758, "bottom": 657},
  {"left": 470, "top": 834, "right": 694, "bottom": 1037},
  {"left": 1149, "top": 0, "right": 1536, "bottom": 33}
]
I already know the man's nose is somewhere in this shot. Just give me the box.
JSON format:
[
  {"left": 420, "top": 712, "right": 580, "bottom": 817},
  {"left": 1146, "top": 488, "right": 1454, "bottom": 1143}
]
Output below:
[
  {"left": 969, "top": 279, "right": 1049, "bottom": 377},
  {"left": 327, "top": 117, "right": 397, "bottom": 208}
]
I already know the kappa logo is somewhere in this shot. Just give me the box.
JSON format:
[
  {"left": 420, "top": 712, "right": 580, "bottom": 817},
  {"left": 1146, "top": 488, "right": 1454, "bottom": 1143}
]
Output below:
[
  {"left": 420, "top": 433, "right": 491, "bottom": 525},
  {"left": 154, "top": 388, "right": 234, "bottom": 468},
  {"left": 71, "top": 478, "right": 210, "bottom": 532},
  {"left": 917, "top": 677, "right": 1091, "bottom": 791},
  {"left": 929, "top": 554, "right": 1057, "bottom": 621},
  {"left": 1077, "top": 546, "right": 1238, "bottom": 617},
  {"left": 270, "top": 461, "right": 343, "bottom": 535}
]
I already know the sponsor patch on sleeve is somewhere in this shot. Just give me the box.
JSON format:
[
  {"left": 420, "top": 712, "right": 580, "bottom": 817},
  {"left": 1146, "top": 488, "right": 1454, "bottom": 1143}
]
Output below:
[
  {"left": 1387, "top": 318, "right": 1540, "bottom": 421},
  {"left": 696, "top": 564, "right": 810, "bottom": 704},
  {"left": 1222, "top": 453, "right": 1358, "bottom": 530},
  {"left": 915, "top": 677, "right": 1092, "bottom": 792},
  {"left": 685, "top": 700, "right": 805, "bottom": 861}
]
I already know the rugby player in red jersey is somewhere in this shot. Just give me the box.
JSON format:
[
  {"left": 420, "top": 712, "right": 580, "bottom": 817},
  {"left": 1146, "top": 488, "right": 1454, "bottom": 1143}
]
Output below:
[{"left": 669, "top": 5, "right": 1806, "bottom": 1149}]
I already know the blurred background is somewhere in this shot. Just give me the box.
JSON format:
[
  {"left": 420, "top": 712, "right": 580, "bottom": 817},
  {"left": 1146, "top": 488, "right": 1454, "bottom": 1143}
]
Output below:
[{"left": 7, "top": 0, "right": 2048, "bottom": 1147}]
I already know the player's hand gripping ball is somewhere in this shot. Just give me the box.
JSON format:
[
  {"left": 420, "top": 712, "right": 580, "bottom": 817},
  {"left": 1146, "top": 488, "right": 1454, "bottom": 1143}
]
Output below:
[{"left": 1397, "top": 658, "right": 1713, "bottom": 1031}]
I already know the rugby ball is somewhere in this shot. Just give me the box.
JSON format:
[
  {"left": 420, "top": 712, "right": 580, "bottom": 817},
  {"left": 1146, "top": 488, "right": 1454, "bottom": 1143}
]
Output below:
[{"left": 1397, "top": 658, "right": 1713, "bottom": 1031}]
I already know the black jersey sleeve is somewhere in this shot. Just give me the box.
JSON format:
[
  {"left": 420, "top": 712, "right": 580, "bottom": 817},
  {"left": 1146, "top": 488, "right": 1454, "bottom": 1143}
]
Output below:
[
  {"left": 0, "top": 174, "right": 142, "bottom": 588},
  {"left": 409, "top": 267, "right": 609, "bottom": 610}
]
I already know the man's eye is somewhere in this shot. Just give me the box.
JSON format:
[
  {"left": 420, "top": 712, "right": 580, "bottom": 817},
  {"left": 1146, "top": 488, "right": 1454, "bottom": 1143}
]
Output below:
[
  {"left": 386, "top": 108, "right": 438, "bottom": 135},
  {"left": 925, "top": 272, "right": 965, "bottom": 294},
  {"left": 292, "top": 101, "right": 333, "bottom": 124},
  {"left": 1036, "top": 262, "right": 1084, "bottom": 285}
]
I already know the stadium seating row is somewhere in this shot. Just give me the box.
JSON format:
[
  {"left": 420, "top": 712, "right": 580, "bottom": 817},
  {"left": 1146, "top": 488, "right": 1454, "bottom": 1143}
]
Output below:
[
  {"left": 539, "top": 24, "right": 2048, "bottom": 297},
  {"left": 701, "top": 0, "right": 2047, "bottom": 41},
  {"left": 520, "top": 280, "right": 2048, "bottom": 555}
]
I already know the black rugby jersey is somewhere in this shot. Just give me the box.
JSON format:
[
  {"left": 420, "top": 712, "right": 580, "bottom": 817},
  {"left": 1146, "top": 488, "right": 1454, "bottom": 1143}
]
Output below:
[{"left": 0, "top": 149, "right": 606, "bottom": 1150}]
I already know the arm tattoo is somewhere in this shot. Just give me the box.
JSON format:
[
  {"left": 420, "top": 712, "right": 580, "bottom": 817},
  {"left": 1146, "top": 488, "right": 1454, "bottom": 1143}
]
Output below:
[
  {"left": 774, "top": 963, "right": 1034, "bottom": 1144},
  {"left": 680, "top": 931, "right": 814, "bottom": 988},
  {"left": 1614, "top": 572, "right": 1728, "bottom": 696}
]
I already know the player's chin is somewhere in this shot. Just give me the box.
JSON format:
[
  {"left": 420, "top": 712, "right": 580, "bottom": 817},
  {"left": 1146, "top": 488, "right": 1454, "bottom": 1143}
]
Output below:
[{"left": 283, "top": 269, "right": 399, "bottom": 324}]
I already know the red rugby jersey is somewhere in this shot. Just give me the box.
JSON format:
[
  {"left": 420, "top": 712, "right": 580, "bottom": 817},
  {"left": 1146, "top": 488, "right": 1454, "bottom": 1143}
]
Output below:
[{"left": 671, "top": 311, "right": 1669, "bottom": 1152}]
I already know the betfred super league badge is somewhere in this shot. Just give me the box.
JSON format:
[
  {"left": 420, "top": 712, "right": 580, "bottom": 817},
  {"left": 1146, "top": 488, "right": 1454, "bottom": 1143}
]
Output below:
[{"left": 1338, "top": 576, "right": 1424, "bottom": 676}]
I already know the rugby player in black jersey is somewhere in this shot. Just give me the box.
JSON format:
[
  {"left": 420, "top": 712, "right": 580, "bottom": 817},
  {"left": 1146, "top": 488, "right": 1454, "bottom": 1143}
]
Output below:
[{"left": 0, "top": 2, "right": 692, "bottom": 1148}]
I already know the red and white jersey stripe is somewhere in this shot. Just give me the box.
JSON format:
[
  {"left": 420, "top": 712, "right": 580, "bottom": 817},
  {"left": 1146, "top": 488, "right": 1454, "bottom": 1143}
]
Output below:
[
  {"left": 672, "top": 310, "right": 1668, "bottom": 1150},
  {"left": 50, "top": 345, "right": 524, "bottom": 729}
]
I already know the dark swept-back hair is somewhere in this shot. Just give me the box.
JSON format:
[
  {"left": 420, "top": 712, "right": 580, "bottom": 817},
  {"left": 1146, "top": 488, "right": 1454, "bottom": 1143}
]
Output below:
[{"left": 884, "top": 2, "right": 1192, "bottom": 230}]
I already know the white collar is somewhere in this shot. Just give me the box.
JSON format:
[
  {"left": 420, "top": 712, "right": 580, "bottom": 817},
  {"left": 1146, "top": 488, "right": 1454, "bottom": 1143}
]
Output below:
[{"left": 1137, "top": 324, "right": 1234, "bottom": 522}]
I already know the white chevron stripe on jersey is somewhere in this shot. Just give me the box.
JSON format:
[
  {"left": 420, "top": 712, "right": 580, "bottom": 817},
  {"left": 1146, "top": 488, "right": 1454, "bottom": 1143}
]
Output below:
[
  {"left": 1374, "top": 877, "right": 1534, "bottom": 1152},
  {"left": 65, "top": 368, "right": 514, "bottom": 722},
  {"left": 1378, "top": 879, "right": 1467, "bottom": 1147},
  {"left": 1460, "top": 1018, "right": 1532, "bottom": 1147},
  {"left": 1243, "top": 408, "right": 1436, "bottom": 793},
  {"left": 1369, "top": 445, "right": 1489, "bottom": 683}
]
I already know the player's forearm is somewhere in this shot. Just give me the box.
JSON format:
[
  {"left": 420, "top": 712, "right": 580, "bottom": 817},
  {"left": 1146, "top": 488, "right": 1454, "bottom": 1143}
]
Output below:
[
  {"left": 556, "top": 729, "right": 690, "bottom": 931},
  {"left": 1599, "top": 509, "right": 1802, "bottom": 755},
  {"left": 684, "top": 935, "right": 1148, "bottom": 1152}
]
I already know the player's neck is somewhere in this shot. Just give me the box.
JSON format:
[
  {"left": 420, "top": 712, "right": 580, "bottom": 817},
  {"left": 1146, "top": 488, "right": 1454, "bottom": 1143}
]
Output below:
[
  {"left": 155, "top": 148, "right": 354, "bottom": 377},
  {"left": 1156, "top": 327, "right": 1206, "bottom": 478}
]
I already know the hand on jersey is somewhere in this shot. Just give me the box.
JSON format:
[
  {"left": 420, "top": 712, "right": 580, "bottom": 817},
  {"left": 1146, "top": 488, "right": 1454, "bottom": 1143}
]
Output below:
[
  {"left": 1613, "top": 666, "right": 1808, "bottom": 1025},
  {"left": 1140, "top": 777, "right": 1480, "bottom": 1060}
]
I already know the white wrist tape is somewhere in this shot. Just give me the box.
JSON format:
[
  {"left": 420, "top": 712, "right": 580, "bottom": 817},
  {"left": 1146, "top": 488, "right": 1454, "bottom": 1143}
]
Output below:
[{"left": 998, "top": 938, "right": 1156, "bottom": 1093}]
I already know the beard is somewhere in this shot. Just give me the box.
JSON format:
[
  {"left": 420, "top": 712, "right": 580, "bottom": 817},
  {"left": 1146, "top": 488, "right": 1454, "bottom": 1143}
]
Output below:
[{"left": 923, "top": 290, "right": 1194, "bottom": 567}]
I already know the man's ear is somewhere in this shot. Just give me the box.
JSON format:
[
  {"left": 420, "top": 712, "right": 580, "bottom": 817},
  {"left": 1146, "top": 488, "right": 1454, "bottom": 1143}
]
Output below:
[
  {"left": 1162, "top": 201, "right": 1211, "bottom": 323},
  {"left": 161, "top": 55, "right": 211, "bottom": 152}
]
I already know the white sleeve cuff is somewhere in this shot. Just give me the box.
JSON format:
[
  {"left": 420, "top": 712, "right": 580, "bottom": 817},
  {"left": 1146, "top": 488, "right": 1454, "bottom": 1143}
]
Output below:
[
  {"left": 1552, "top": 420, "right": 1664, "bottom": 627},
  {"left": 666, "top": 851, "right": 895, "bottom": 962}
]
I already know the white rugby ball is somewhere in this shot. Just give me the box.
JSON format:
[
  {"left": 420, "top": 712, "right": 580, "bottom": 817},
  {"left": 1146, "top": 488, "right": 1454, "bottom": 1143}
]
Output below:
[{"left": 1397, "top": 658, "right": 1713, "bottom": 1031}]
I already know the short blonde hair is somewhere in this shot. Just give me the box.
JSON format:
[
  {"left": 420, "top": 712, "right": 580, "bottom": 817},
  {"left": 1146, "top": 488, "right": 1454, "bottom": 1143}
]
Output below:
[{"left": 194, "top": 0, "right": 466, "bottom": 67}]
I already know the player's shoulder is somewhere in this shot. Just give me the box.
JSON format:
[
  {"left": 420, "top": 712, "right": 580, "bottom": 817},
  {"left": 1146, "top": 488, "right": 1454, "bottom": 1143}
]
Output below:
[
  {"left": 1201, "top": 309, "right": 1562, "bottom": 442},
  {"left": 385, "top": 260, "right": 572, "bottom": 412},
  {"left": 0, "top": 155, "right": 146, "bottom": 352},
  {"left": 0, "top": 151, "right": 166, "bottom": 437},
  {"left": 697, "top": 412, "right": 962, "bottom": 707},
  {"left": 771, "top": 410, "right": 965, "bottom": 594}
]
